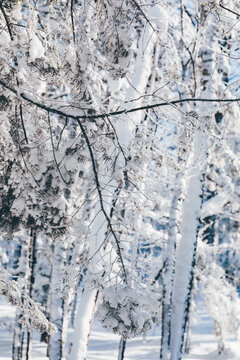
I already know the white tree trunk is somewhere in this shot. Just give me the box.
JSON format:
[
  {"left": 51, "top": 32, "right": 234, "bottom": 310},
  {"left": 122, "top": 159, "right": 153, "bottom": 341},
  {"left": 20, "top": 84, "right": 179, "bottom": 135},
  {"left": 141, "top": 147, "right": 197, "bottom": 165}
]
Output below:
[
  {"left": 49, "top": 243, "right": 64, "bottom": 360},
  {"left": 160, "top": 181, "right": 183, "bottom": 359},
  {"left": 68, "top": 287, "right": 99, "bottom": 360},
  {"left": 169, "top": 7, "right": 218, "bottom": 359},
  {"left": 170, "top": 129, "right": 207, "bottom": 360},
  {"left": 68, "top": 199, "right": 107, "bottom": 360}
]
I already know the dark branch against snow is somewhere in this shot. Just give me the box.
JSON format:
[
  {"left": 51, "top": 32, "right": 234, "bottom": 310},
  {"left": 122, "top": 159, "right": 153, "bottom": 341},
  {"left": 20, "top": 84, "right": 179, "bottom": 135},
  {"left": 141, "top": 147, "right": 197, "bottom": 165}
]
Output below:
[{"left": 0, "top": 79, "right": 239, "bottom": 122}]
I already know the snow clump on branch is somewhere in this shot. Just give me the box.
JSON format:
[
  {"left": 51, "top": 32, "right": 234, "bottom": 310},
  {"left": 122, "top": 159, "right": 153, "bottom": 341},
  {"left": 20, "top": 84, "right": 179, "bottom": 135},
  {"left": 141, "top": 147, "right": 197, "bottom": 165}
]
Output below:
[{"left": 96, "top": 285, "right": 159, "bottom": 338}]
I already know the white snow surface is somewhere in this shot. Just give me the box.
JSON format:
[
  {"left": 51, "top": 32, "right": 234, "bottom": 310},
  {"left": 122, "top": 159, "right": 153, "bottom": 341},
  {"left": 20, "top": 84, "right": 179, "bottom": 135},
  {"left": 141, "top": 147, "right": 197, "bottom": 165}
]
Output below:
[
  {"left": 0, "top": 296, "right": 239, "bottom": 359},
  {"left": 29, "top": 35, "right": 45, "bottom": 61},
  {"left": 201, "top": 194, "right": 227, "bottom": 218}
]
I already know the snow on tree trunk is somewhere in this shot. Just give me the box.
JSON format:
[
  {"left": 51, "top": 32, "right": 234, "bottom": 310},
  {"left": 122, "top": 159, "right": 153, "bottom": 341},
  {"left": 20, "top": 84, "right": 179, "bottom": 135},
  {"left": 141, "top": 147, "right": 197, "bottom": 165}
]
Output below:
[
  {"left": 169, "top": 7, "right": 219, "bottom": 358},
  {"left": 49, "top": 243, "right": 64, "bottom": 360},
  {"left": 160, "top": 181, "right": 183, "bottom": 359},
  {"left": 62, "top": 294, "right": 74, "bottom": 357},
  {"left": 25, "top": 230, "right": 37, "bottom": 360},
  {"left": 68, "top": 207, "right": 105, "bottom": 359},
  {"left": 169, "top": 128, "right": 207, "bottom": 360},
  {"left": 68, "top": 185, "right": 110, "bottom": 360},
  {"left": 68, "top": 286, "right": 99, "bottom": 360},
  {"left": 12, "top": 241, "right": 25, "bottom": 360},
  {"left": 12, "top": 309, "right": 24, "bottom": 360}
]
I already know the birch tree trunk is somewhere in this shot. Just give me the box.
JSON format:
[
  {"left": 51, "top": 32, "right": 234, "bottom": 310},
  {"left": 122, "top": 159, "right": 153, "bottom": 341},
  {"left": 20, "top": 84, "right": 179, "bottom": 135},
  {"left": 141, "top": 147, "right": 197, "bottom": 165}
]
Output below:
[
  {"left": 118, "top": 338, "right": 126, "bottom": 360},
  {"left": 12, "top": 241, "right": 25, "bottom": 360},
  {"left": 165, "top": 4, "right": 220, "bottom": 358},
  {"left": 169, "top": 128, "right": 207, "bottom": 360},
  {"left": 12, "top": 233, "right": 36, "bottom": 360},
  {"left": 68, "top": 286, "right": 99, "bottom": 360},
  {"left": 68, "top": 196, "right": 107, "bottom": 360},
  {"left": 25, "top": 230, "right": 37, "bottom": 360},
  {"left": 160, "top": 182, "right": 183, "bottom": 359},
  {"left": 12, "top": 309, "right": 24, "bottom": 360},
  {"left": 49, "top": 243, "right": 65, "bottom": 360},
  {"left": 68, "top": 156, "right": 114, "bottom": 360}
]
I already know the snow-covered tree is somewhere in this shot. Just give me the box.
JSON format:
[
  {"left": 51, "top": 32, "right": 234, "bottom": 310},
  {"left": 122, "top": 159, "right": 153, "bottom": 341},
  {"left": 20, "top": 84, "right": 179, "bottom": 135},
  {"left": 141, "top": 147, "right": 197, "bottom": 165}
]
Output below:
[{"left": 0, "top": 1, "right": 240, "bottom": 360}]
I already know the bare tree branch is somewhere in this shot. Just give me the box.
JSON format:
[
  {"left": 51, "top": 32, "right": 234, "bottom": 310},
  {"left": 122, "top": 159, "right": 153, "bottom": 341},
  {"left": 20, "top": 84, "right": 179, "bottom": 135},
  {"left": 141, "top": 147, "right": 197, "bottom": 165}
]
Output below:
[
  {"left": 0, "top": 79, "right": 239, "bottom": 122},
  {"left": 131, "top": 0, "right": 158, "bottom": 35},
  {"left": 70, "top": 0, "right": 76, "bottom": 44},
  {"left": 47, "top": 112, "right": 68, "bottom": 185},
  {"left": 19, "top": 105, "right": 29, "bottom": 145},
  {"left": 219, "top": 3, "right": 240, "bottom": 17},
  {"left": 76, "top": 117, "right": 128, "bottom": 283}
]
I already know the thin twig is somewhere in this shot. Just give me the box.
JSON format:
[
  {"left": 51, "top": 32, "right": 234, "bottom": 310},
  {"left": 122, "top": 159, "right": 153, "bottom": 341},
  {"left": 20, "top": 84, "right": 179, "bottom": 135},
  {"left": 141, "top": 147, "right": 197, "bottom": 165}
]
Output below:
[
  {"left": 56, "top": 116, "right": 68, "bottom": 150},
  {"left": 182, "top": 42, "right": 197, "bottom": 97},
  {"left": 131, "top": 0, "right": 157, "bottom": 35},
  {"left": 76, "top": 117, "right": 128, "bottom": 283},
  {"left": 70, "top": 0, "right": 76, "bottom": 44},
  {"left": 19, "top": 105, "right": 29, "bottom": 144},
  {"left": 105, "top": 116, "right": 128, "bottom": 163},
  {"left": 47, "top": 112, "right": 68, "bottom": 185}
]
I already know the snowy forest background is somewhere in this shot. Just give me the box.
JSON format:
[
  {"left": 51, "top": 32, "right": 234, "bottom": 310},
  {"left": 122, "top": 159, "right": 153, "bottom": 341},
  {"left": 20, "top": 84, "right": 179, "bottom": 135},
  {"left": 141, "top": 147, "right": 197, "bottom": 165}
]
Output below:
[{"left": 0, "top": 0, "right": 240, "bottom": 359}]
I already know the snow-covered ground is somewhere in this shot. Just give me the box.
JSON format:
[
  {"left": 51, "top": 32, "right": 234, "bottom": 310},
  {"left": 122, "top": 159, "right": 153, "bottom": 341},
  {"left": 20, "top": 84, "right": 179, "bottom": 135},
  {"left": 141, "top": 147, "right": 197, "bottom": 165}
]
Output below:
[{"left": 0, "top": 297, "right": 239, "bottom": 360}]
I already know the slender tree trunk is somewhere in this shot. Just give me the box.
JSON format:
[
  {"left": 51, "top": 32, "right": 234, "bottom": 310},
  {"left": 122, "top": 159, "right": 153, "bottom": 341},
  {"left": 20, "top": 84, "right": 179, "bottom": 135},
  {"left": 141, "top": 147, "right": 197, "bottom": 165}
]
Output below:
[
  {"left": 169, "top": 128, "right": 208, "bottom": 360},
  {"left": 160, "top": 182, "right": 183, "bottom": 359},
  {"left": 12, "top": 235, "right": 32, "bottom": 360},
  {"left": 49, "top": 243, "right": 65, "bottom": 360},
  {"left": 25, "top": 332, "right": 31, "bottom": 360},
  {"left": 183, "top": 279, "right": 196, "bottom": 354},
  {"left": 118, "top": 337, "right": 126, "bottom": 360},
  {"left": 68, "top": 184, "right": 109, "bottom": 360},
  {"left": 25, "top": 230, "right": 37, "bottom": 360},
  {"left": 68, "top": 286, "right": 99, "bottom": 360},
  {"left": 70, "top": 274, "right": 82, "bottom": 328},
  {"left": 12, "top": 242, "right": 24, "bottom": 360},
  {"left": 12, "top": 310, "right": 24, "bottom": 360},
  {"left": 168, "top": 4, "right": 219, "bottom": 359}
]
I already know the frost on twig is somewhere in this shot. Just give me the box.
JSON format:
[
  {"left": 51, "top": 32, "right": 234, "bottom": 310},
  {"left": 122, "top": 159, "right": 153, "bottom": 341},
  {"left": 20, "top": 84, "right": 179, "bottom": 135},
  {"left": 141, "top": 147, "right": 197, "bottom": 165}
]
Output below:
[{"left": 0, "top": 270, "right": 56, "bottom": 334}]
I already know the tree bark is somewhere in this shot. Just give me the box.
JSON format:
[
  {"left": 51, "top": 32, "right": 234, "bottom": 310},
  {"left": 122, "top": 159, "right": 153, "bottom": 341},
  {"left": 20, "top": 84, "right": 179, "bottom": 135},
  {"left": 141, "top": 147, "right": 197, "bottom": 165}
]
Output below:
[
  {"left": 49, "top": 243, "right": 65, "bottom": 360},
  {"left": 68, "top": 287, "right": 99, "bottom": 360},
  {"left": 118, "top": 337, "right": 126, "bottom": 360},
  {"left": 25, "top": 230, "right": 37, "bottom": 360},
  {"left": 169, "top": 128, "right": 207, "bottom": 360},
  {"left": 160, "top": 183, "right": 183, "bottom": 359}
]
